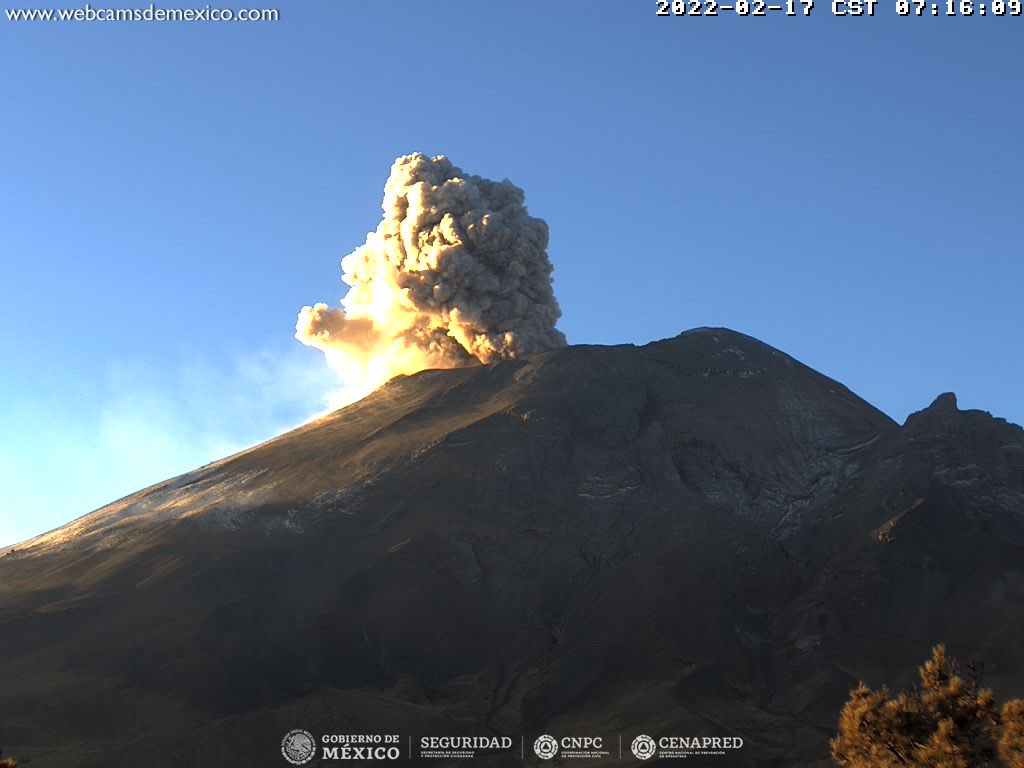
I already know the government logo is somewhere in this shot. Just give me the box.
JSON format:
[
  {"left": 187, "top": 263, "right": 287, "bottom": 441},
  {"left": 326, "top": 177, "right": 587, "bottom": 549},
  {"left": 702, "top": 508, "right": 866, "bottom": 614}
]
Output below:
[{"left": 281, "top": 729, "right": 316, "bottom": 765}]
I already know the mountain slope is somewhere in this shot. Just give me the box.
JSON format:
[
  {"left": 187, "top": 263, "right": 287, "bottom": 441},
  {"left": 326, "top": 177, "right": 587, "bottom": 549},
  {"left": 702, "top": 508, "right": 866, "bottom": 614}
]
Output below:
[{"left": 1, "top": 328, "right": 1022, "bottom": 767}]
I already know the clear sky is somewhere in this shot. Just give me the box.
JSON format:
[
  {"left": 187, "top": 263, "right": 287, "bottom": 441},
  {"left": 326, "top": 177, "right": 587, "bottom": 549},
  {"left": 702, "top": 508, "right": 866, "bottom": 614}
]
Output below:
[{"left": 1, "top": 1, "right": 1021, "bottom": 547}]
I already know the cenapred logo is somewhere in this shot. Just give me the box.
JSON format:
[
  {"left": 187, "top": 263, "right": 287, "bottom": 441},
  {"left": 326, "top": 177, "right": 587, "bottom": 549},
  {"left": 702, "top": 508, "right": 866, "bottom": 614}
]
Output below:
[
  {"left": 631, "top": 734, "right": 657, "bottom": 760},
  {"left": 534, "top": 734, "right": 559, "bottom": 759},
  {"left": 281, "top": 729, "right": 316, "bottom": 765},
  {"left": 631, "top": 733, "right": 744, "bottom": 760}
]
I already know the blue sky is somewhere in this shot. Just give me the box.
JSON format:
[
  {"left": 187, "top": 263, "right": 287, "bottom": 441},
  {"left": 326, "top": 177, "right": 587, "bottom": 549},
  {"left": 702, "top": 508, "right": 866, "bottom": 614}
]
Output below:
[{"left": 1, "top": 2, "right": 1021, "bottom": 547}]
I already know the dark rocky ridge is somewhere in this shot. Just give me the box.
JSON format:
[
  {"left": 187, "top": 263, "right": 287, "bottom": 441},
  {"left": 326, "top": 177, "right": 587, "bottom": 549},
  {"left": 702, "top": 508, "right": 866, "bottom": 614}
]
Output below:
[{"left": 1, "top": 328, "right": 1022, "bottom": 767}]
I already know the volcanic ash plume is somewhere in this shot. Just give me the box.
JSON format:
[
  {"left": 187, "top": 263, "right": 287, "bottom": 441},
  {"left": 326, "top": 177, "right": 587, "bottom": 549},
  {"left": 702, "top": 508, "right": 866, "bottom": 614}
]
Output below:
[{"left": 296, "top": 153, "right": 566, "bottom": 405}]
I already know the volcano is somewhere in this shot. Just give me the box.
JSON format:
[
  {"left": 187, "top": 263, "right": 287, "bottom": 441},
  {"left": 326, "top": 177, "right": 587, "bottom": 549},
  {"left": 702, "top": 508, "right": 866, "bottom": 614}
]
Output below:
[{"left": 2, "top": 328, "right": 1022, "bottom": 767}]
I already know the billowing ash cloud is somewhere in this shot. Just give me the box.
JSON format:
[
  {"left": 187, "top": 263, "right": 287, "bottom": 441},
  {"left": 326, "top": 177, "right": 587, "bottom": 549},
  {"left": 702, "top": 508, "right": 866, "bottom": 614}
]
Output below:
[{"left": 296, "top": 153, "right": 566, "bottom": 405}]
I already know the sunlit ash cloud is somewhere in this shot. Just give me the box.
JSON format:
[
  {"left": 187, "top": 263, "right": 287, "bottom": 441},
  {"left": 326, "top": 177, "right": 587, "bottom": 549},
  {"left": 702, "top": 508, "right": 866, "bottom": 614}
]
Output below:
[{"left": 296, "top": 153, "right": 566, "bottom": 407}]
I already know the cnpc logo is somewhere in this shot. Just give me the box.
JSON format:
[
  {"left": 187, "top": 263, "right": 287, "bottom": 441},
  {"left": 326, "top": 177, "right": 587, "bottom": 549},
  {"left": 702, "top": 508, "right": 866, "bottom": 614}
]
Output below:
[{"left": 533, "top": 734, "right": 605, "bottom": 759}]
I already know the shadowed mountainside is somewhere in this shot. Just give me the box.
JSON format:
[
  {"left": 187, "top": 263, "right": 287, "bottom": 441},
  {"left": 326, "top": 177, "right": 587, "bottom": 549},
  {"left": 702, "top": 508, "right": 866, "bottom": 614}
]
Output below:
[{"left": 1, "top": 328, "right": 1022, "bottom": 767}]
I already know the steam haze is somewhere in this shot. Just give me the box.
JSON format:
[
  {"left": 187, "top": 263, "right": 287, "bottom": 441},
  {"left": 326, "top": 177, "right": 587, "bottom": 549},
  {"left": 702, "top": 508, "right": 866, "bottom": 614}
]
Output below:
[{"left": 296, "top": 153, "right": 566, "bottom": 406}]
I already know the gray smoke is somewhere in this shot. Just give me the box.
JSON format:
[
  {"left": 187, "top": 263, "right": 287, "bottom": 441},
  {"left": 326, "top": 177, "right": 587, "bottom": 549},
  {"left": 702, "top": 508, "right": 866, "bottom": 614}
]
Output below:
[{"left": 296, "top": 153, "right": 566, "bottom": 401}]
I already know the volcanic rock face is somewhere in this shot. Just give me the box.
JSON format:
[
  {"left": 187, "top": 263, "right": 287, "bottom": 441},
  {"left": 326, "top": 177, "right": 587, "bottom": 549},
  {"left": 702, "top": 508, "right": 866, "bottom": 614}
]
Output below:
[{"left": 1, "top": 329, "right": 1022, "bottom": 767}]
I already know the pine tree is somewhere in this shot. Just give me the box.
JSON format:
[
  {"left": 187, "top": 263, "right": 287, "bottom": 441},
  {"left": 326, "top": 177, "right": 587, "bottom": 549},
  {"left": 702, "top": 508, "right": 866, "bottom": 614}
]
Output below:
[
  {"left": 1001, "top": 700, "right": 1024, "bottom": 768},
  {"left": 831, "top": 645, "right": 1023, "bottom": 767}
]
